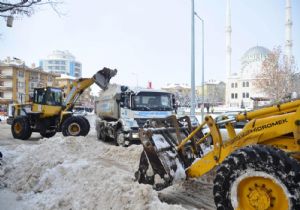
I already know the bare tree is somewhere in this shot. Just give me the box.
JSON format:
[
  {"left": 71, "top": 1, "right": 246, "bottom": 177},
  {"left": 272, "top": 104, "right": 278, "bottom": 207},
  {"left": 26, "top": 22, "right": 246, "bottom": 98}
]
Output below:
[
  {"left": 0, "top": 0, "right": 63, "bottom": 18},
  {"left": 254, "top": 46, "right": 297, "bottom": 102}
]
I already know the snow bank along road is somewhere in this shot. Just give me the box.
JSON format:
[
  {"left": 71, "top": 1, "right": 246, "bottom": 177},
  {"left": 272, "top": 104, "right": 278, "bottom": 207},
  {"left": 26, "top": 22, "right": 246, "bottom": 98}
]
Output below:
[{"left": 0, "top": 115, "right": 215, "bottom": 210}]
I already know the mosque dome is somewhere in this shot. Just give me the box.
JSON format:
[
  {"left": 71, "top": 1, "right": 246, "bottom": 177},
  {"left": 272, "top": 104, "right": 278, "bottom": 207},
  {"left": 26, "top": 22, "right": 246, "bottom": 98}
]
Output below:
[{"left": 241, "top": 46, "right": 271, "bottom": 64}]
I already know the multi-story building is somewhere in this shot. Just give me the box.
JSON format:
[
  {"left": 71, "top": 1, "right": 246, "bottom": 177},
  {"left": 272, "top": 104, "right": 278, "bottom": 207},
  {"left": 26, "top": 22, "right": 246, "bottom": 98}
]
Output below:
[
  {"left": 162, "top": 83, "right": 191, "bottom": 107},
  {"left": 196, "top": 80, "right": 226, "bottom": 105},
  {"left": 0, "top": 57, "right": 57, "bottom": 106},
  {"left": 39, "top": 50, "right": 82, "bottom": 78}
]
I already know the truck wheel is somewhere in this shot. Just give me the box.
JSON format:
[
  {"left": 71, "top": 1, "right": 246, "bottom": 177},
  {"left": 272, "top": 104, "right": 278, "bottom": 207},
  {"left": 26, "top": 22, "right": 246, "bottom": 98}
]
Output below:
[
  {"left": 78, "top": 116, "right": 90, "bottom": 136},
  {"left": 40, "top": 131, "right": 56, "bottom": 138},
  {"left": 62, "top": 116, "right": 85, "bottom": 137},
  {"left": 11, "top": 116, "right": 32, "bottom": 140},
  {"left": 213, "top": 145, "right": 300, "bottom": 210},
  {"left": 97, "top": 124, "right": 109, "bottom": 141},
  {"left": 116, "top": 130, "right": 126, "bottom": 146}
]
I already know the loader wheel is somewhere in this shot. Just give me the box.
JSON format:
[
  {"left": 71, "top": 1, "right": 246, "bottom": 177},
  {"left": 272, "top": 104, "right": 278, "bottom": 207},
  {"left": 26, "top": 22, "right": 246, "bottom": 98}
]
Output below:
[
  {"left": 213, "top": 145, "right": 300, "bottom": 210},
  {"left": 78, "top": 116, "right": 90, "bottom": 136},
  {"left": 11, "top": 116, "right": 32, "bottom": 140},
  {"left": 62, "top": 116, "right": 85, "bottom": 137},
  {"left": 40, "top": 131, "right": 56, "bottom": 138}
]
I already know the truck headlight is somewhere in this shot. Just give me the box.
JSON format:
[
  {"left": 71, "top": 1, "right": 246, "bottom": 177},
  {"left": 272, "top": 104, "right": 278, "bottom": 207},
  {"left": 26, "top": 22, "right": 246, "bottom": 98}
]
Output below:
[{"left": 132, "top": 132, "right": 139, "bottom": 139}]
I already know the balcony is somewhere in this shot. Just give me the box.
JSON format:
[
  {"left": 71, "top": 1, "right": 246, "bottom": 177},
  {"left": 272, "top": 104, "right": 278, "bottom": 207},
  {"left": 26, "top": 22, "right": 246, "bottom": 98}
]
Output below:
[
  {"left": 0, "top": 86, "right": 13, "bottom": 91},
  {"left": 0, "top": 74, "right": 13, "bottom": 79}
]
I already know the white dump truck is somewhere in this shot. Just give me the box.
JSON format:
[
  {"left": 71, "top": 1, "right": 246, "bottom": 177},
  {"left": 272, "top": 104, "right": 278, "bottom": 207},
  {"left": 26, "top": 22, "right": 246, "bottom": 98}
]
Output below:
[{"left": 95, "top": 84, "right": 177, "bottom": 146}]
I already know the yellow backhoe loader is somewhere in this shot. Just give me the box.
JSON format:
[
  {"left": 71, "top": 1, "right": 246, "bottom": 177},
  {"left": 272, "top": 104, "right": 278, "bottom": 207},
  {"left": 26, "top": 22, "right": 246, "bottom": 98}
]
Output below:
[
  {"left": 7, "top": 67, "right": 117, "bottom": 140},
  {"left": 135, "top": 100, "right": 300, "bottom": 210}
]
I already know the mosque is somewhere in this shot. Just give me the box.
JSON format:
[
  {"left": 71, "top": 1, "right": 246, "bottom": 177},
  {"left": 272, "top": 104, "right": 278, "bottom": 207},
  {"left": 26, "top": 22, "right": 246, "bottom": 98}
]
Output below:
[{"left": 225, "top": 0, "right": 293, "bottom": 108}]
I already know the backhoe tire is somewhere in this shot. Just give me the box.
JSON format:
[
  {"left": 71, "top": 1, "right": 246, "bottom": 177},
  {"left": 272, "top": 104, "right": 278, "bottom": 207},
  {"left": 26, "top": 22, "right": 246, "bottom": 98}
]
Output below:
[
  {"left": 78, "top": 116, "right": 90, "bottom": 136},
  {"left": 11, "top": 116, "right": 32, "bottom": 140},
  {"left": 40, "top": 131, "right": 56, "bottom": 138},
  {"left": 213, "top": 145, "right": 300, "bottom": 210},
  {"left": 62, "top": 116, "right": 86, "bottom": 137}
]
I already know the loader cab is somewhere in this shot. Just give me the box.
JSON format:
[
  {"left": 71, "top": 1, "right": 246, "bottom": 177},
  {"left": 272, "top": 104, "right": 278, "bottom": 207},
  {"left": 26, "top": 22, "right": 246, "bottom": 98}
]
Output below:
[
  {"left": 32, "top": 87, "right": 63, "bottom": 117},
  {"left": 33, "top": 87, "right": 63, "bottom": 106}
]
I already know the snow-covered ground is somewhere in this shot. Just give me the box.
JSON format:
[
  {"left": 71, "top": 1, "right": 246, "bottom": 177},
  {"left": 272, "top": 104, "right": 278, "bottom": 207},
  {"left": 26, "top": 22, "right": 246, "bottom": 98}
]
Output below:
[{"left": 0, "top": 115, "right": 215, "bottom": 210}]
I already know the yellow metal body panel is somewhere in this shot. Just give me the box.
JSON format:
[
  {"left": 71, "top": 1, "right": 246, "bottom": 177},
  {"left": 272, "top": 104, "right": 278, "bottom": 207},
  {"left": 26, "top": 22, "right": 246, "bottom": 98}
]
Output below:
[
  {"left": 185, "top": 100, "right": 300, "bottom": 178},
  {"left": 32, "top": 103, "right": 62, "bottom": 118}
]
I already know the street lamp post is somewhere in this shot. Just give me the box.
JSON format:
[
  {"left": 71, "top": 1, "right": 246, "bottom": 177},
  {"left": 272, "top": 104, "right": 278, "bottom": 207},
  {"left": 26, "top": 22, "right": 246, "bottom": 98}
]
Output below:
[
  {"left": 190, "top": 0, "right": 196, "bottom": 117},
  {"left": 194, "top": 12, "right": 205, "bottom": 121}
]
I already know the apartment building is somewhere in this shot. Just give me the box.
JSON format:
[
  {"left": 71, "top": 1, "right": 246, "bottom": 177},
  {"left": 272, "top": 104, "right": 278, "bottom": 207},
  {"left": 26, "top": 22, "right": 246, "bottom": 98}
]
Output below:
[
  {"left": 40, "top": 50, "right": 82, "bottom": 78},
  {"left": 0, "top": 58, "right": 57, "bottom": 105}
]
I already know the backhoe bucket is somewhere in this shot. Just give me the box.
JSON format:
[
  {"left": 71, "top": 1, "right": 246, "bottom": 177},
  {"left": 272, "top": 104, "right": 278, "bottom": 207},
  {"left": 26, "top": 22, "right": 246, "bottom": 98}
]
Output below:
[
  {"left": 135, "top": 116, "right": 203, "bottom": 190},
  {"left": 93, "top": 67, "right": 118, "bottom": 90}
]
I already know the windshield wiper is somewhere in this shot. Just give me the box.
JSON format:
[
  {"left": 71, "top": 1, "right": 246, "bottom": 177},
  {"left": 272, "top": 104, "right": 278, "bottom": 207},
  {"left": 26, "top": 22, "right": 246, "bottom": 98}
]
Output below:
[
  {"left": 134, "top": 106, "right": 151, "bottom": 111},
  {"left": 151, "top": 105, "right": 172, "bottom": 111}
]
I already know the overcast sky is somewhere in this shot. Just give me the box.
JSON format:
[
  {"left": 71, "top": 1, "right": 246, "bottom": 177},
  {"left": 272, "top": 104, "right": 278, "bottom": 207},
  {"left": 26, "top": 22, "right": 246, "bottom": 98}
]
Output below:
[{"left": 0, "top": 0, "right": 299, "bottom": 93}]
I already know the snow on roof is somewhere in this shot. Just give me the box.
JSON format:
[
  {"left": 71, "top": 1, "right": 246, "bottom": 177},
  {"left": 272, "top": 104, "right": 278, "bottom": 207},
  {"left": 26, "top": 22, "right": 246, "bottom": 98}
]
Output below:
[{"left": 161, "top": 83, "right": 190, "bottom": 89}]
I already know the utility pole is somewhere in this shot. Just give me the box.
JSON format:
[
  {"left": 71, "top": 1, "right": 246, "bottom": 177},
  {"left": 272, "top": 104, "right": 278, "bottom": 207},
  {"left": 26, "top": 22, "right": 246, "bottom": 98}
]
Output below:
[
  {"left": 190, "top": 0, "right": 196, "bottom": 117},
  {"left": 194, "top": 12, "right": 205, "bottom": 121}
]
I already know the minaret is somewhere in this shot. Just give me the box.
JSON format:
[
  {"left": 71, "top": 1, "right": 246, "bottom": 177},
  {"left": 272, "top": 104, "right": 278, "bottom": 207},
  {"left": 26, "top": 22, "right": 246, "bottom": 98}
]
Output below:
[
  {"left": 226, "top": 0, "right": 232, "bottom": 78},
  {"left": 225, "top": 0, "right": 232, "bottom": 106},
  {"left": 285, "top": 0, "right": 293, "bottom": 62}
]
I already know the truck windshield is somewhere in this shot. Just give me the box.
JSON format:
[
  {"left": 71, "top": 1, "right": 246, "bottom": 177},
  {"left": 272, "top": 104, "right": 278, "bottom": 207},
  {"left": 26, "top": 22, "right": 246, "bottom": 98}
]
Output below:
[{"left": 132, "top": 92, "right": 173, "bottom": 111}]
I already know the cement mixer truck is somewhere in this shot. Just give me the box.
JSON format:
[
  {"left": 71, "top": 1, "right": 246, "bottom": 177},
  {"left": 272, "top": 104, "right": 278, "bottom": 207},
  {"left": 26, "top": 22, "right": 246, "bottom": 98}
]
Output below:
[{"left": 95, "top": 84, "right": 177, "bottom": 146}]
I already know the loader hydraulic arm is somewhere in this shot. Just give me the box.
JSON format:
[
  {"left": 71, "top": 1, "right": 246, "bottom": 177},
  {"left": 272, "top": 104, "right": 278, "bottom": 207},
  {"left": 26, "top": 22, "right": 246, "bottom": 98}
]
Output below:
[{"left": 63, "top": 67, "right": 117, "bottom": 112}]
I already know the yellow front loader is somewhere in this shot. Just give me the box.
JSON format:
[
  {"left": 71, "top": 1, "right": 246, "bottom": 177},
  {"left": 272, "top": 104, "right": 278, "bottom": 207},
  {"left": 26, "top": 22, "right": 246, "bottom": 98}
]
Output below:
[
  {"left": 135, "top": 100, "right": 300, "bottom": 210},
  {"left": 7, "top": 67, "right": 117, "bottom": 140}
]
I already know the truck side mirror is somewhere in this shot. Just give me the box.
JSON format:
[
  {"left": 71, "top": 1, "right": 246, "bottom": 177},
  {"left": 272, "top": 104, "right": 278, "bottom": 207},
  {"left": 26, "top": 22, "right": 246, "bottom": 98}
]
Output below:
[
  {"left": 116, "top": 93, "right": 126, "bottom": 108},
  {"left": 121, "top": 86, "right": 128, "bottom": 92},
  {"left": 172, "top": 95, "right": 178, "bottom": 114},
  {"left": 116, "top": 93, "right": 121, "bottom": 101}
]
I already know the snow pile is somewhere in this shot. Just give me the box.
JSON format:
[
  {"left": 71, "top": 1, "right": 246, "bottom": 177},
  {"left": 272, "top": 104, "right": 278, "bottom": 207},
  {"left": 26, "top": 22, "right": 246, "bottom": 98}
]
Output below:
[{"left": 0, "top": 135, "right": 188, "bottom": 210}]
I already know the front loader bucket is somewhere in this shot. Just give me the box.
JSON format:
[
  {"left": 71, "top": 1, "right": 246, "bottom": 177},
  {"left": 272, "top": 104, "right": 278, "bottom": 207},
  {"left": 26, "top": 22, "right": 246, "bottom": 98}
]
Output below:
[
  {"left": 135, "top": 116, "right": 204, "bottom": 190},
  {"left": 93, "top": 67, "right": 117, "bottom": 90}
]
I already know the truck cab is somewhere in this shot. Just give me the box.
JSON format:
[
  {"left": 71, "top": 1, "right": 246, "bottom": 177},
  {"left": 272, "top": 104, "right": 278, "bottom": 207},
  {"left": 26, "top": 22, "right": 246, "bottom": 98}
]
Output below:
[{"left": 95, "top": 85, "right": 176, "bottom": 146}]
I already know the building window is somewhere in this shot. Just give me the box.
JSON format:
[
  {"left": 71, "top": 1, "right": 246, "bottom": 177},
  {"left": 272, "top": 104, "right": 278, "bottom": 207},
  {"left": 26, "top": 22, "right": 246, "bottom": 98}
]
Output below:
[
  {"left": 235, "top": 93, "right": 238, "bottom": 99},
  {"left": 48, "top": 60, "right": 53, "bottom": 64},
  {"left": 61, "top": 66, "right": 65, "bottom": 70},
  {"left": 242, "top": 82, "right": 245, "bottom": 87},
  {"left": 0, "top": 81, "right": 3, "bottom": 86},
  {"left": 0, "top": 92, "right": 3, "bottom": 98},
  {"left": 242, "top": 93, "right": 245, "bottom": 98},
  {"left": 49, "top": 66, "right": 53, "bottom": 70},
  {"left": 18, "top": 71, "right": 24, "bottom": 77},
  {"left": 55, "top": 60, "right": 60, "bottom": 64},
  {"left": 61, "top": 61, "right": 66, "bottom": 65},
  {"left": 246, "top": 81, "right": 249, "bottom": 87},
  {"left": 235, "top": 83, "right": 238, "bottom": 88},
  {"left": 231, "top": 93, "right": 234, "bottom": 99},
  {"left": 231, "top": 83, "right": 234, "bottom": 88},
  {"left": 246, "top": 92, "right": 249, "bottom": 98}
]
